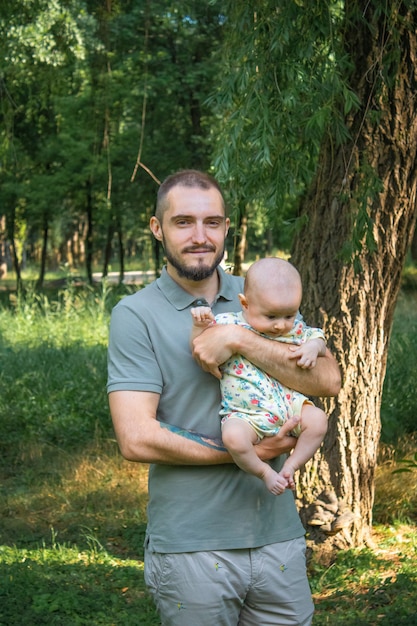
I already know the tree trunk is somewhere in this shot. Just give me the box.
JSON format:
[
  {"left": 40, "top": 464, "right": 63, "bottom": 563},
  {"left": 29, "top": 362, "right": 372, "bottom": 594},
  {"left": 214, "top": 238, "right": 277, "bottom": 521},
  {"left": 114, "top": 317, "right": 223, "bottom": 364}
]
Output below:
[
  {"left": 102, "top": 219, "right": 114, "bottom": 279},
  {"left": 116, "top": 213, "right": 124, "bottom": 285},
  {"left": 291, "top": 1, "right": 417, "bottom": 554},
  {"left": 8, "top": 206, "right": 22, "bottom": 290},
  {"left": 153, "top": 232, "right": 161, "bottom": 278},
  {"left": 0, "top": 215, "right": 7, "bottom": 279},
  {"left": 232, "top": 205, "right": 248, "bottom": 276},
  {"left": 411, "top": 226, "right": 417, "bottom": 263},
  {"left": 37, "top": 213, "right": 48, "bottom": 289},
  {"left": 85, "top": 180, "right": 94, "bottom": 286}
]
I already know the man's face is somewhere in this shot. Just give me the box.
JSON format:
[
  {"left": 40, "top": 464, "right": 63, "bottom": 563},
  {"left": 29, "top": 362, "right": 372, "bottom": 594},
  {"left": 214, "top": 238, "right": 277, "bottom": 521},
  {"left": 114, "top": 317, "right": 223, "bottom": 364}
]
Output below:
[{"left": 150, "top": 186, "right": 230, "bottom": 281}]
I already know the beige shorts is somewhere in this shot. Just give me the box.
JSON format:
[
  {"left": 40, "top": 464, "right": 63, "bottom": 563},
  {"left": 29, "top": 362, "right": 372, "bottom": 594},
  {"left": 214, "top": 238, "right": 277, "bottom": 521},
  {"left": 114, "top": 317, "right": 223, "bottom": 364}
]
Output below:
[{"left": 144, "top": 537, "right": 314, "bottom": 625}]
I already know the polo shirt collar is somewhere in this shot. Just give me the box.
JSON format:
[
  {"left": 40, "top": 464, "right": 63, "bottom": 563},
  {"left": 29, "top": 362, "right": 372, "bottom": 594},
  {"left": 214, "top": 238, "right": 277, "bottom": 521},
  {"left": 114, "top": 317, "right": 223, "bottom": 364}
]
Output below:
[{"left": 156, "top": 266, "right": 236, "bottom": 311}]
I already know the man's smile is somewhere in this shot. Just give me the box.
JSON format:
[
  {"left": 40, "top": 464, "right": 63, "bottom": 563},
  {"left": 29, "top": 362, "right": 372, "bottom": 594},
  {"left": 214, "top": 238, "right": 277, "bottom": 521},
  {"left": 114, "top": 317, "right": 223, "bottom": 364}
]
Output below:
[{"left": 183, "top": 246, "right": 216, "bottom": 254}]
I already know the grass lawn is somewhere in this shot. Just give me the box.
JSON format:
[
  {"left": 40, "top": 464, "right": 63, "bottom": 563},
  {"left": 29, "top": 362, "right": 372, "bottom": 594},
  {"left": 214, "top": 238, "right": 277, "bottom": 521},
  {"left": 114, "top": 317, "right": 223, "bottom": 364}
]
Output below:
[
  {"left": 1, "top": 440, "right": 416, "bottom": 625},
  {"left": 0, "top": 281, "right": 416, "bottom": 624}
]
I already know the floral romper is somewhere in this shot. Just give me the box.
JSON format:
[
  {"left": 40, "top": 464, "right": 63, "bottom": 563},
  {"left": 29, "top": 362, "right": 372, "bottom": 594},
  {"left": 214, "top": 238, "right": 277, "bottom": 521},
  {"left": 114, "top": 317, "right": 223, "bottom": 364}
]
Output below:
[{"left": 215, "top": 311, "right": 325, "bottom": 440}]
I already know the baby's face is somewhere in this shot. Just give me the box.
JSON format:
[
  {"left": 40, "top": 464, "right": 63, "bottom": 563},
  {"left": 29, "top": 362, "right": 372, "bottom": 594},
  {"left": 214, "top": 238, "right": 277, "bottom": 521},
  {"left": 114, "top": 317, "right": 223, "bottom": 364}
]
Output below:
[{"left": 241, "top": 292, "right": 299, "bottom": 337}]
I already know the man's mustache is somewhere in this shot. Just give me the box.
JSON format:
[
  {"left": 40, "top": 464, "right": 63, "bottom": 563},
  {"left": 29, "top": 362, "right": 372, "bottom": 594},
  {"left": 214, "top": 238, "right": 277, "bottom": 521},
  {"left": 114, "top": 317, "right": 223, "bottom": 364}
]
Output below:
[{"left": 182, "top": 245, "right": 216, "bottom": 253}]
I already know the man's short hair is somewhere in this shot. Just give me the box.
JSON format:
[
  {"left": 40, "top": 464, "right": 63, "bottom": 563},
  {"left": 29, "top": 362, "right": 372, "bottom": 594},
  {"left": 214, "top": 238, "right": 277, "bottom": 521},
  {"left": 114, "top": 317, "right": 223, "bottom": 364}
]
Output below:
[{"left": 155, "top": 170, "right": 225, "bottom": 222}]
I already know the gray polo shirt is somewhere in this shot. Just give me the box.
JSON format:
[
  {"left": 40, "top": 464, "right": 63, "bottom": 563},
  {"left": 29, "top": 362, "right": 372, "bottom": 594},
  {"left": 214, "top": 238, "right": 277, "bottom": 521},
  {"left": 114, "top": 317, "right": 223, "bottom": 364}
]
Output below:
[{"left": 107, "top": 267, "right": 305, "bottom": 553}]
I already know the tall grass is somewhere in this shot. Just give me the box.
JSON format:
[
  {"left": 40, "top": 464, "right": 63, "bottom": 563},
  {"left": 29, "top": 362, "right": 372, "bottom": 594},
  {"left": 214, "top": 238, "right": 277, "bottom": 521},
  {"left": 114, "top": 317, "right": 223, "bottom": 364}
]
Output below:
[
  {"left": 0, "top": 282, "right": 145, "bottom": 547},
  {"left": 380, "top": 290, "right": 417, "bottom": 443},
  {"left": 0, "top": 283, "right": 119, "bottom": 456},
  {"left": 0, "top": 283, "right": 416, "bottom": 625},
  {"left": 0, "top": 282, "right": 160, "bottom": 623}
]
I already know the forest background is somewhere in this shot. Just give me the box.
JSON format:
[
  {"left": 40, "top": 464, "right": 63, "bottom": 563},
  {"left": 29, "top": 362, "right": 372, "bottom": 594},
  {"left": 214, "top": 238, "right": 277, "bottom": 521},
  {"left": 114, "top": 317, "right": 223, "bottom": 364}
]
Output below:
[{"left": 1, "top": 1, "right": 417, "bottom": 624}]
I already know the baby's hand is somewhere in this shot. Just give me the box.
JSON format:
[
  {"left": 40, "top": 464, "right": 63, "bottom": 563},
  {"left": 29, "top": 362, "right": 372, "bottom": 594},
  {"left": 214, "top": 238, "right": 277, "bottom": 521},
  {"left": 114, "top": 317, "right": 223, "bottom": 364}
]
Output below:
[
  {"left": 190, "top": 306, "right": 215, "bottom": 327},
  {"left": 288, "top": 338, "right": 324, "bottom": 369}
]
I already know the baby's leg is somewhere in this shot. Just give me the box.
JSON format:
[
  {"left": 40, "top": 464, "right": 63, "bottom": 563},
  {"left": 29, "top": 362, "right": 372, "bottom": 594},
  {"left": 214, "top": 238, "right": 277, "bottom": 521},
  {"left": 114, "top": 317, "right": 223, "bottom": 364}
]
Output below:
[
  {"left": 222, "top": 418, "right": 288, "bottom": 495},
  {"left": 280, "top": 404, "right": 328, "bottom": 488}
]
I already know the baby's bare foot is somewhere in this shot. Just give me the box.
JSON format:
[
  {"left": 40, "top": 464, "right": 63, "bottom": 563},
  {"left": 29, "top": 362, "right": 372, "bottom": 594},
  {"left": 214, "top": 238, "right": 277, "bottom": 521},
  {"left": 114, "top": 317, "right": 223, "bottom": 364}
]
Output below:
[{"left": 262, "top": 466, "right": 288, "bottom": 495}]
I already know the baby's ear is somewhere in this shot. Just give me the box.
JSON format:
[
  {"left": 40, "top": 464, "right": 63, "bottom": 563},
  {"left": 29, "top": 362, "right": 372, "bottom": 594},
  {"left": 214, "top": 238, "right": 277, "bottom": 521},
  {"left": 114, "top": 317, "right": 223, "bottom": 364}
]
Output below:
[{"left": 238, "top": 293, "right": 248, "bottom": 308}]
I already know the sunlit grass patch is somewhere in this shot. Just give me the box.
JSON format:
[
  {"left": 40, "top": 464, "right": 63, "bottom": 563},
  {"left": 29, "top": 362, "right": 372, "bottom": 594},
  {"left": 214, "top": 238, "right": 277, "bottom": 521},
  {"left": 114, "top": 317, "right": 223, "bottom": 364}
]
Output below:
[
  {"left": 311, "top": 524, "right": 417, "bottom": 625},
  {"left": 374, "top": 436, "right": 417, "bottom": 525}
]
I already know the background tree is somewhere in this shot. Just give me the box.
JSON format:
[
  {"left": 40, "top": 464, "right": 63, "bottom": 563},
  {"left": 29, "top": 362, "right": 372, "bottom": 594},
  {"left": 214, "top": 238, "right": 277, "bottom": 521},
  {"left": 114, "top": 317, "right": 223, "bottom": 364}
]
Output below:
[
  {"left": 213, "top": 0, "right": 417, "bottom": 552},
  {"left": 0, "top": 0, "right": 97, "bottom": 286},
  {"left": 0, "top": 0, "right": 224, "bottom": 286},
  {"left": 210, "top": 1, "right": 341, "bottom": 264}
]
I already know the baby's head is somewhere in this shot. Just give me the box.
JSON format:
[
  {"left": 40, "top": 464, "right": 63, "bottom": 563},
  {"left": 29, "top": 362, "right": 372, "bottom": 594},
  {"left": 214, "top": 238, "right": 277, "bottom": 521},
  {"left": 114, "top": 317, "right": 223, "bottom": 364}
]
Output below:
[{"left": 239, "top": 258, "right": 302, "bottom": 337}]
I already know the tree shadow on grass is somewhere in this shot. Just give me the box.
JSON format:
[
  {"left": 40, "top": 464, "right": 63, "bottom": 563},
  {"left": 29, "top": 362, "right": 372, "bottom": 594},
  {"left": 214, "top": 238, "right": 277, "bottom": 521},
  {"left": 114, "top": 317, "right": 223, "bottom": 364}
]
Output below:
[
  {"left": 0, "top": 339, "right": 151, "bottom": 562},
  {"left": 312, "top": 549, "right": 417, "bottom": 625},
  {"left": 0, "top": 341, "right": 111, "bottom": 458},
  {"left": 0, "top": 440, "right": 151, "bottom": 561},
  {"left": 0, "top": 554, "right": 160, "bottom": 625}
]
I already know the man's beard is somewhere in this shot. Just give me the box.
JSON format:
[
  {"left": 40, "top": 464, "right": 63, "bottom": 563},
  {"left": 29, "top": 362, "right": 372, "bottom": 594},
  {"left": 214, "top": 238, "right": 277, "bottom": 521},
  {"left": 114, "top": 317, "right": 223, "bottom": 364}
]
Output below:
[{"left": 163, "top": 239, "right": 225, "bottom": 281}]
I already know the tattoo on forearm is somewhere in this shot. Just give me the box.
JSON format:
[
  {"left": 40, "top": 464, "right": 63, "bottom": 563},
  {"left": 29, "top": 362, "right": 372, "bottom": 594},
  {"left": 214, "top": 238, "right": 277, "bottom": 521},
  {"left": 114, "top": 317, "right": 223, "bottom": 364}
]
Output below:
[{"left": 161, "top": 423, "right": 227, "bottom": 451}]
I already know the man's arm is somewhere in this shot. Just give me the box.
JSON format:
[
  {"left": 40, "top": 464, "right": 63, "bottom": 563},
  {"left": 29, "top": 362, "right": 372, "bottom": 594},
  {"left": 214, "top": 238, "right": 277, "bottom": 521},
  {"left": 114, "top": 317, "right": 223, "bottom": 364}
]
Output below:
[
  {"left": 192, "top": 324, "right": 341, "bottom": 397},
  {"left": 109, "top": 389, "right": 297, "bottom": 464}
]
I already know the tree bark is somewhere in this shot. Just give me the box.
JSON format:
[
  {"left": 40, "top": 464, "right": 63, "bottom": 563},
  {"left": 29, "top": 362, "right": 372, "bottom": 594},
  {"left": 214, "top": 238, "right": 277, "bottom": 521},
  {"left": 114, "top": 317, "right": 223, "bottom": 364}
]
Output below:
[
  {"left": 411, "top": 225, "right": 417, "bottom": 262},
  {"left": 232, "top": 205, "right": 248, "bottom": 276},
  {"left": 8, "top": 206, "right": 22, "bottom": 291},
  {"left": 115, "top": 213, "right": 124, "bottom": 285},
  {"left": 291, "top": 0, "right": 417, "bottom": 553},
  {"left": 0, "top": 215, "right": 7, "bottom": 279},
  {"left": 85, "top": 180, "right": 94, "bottom": 286},
  {"left": 36, "top": 213, "right": 48, "bottom": 289},
  {"left": 102, "top": 219, "right": 114, "bottom": 279}
]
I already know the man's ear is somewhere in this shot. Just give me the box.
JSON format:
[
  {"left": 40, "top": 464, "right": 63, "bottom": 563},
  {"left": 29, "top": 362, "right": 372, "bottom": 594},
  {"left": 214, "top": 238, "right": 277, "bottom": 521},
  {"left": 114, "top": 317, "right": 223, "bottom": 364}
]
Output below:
[
  {"left": 150, "top": 216, "right": 163, "bottom": 242},
  {"left": 225, "top": 217, "right": 230, "bottom": 237},
  {"left": 238, "top": 293, "right": 248, "bottom": 308}
]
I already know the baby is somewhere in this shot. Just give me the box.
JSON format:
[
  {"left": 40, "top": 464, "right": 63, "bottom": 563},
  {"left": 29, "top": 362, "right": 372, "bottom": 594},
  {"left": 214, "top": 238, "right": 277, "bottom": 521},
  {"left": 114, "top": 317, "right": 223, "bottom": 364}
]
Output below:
[{"left": 191, "top": 257, "right": 328, "bottom": 495}]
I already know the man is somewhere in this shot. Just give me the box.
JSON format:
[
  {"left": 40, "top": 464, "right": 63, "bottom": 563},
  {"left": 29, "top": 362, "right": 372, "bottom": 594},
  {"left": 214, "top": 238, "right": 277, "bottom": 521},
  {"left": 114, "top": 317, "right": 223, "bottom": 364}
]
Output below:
[{"left": 107, "top": 170, "right": 341, "bottom": 625}]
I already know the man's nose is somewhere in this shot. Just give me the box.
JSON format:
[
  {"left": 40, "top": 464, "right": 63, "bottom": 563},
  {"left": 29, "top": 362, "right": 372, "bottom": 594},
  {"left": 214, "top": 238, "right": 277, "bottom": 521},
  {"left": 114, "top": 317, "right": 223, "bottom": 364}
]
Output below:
[{"left": 191, "top": 223, "right": 207, "bottom": 243}]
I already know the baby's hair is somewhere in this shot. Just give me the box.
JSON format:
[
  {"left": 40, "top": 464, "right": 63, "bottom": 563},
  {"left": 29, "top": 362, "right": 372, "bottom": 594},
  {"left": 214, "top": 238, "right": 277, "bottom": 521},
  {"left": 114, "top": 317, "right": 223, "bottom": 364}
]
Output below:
[{"left": 245, "top": 258, "right": 302, "bottom": 295}]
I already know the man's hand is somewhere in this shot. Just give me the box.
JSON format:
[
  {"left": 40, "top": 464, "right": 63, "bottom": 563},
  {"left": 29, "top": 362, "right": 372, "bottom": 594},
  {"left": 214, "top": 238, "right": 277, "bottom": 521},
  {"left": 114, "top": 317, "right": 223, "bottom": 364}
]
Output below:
[
  {"left": 192, "top": 324, "right": 244, "bottom": 379},
  {"left": 255, "top": 416, "right": 299, "bottom": 461}
]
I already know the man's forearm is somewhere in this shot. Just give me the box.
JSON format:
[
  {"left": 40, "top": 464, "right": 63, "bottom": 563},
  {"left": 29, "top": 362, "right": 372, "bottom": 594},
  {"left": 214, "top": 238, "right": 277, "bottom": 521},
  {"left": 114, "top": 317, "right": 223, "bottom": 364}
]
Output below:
[
  {"left": 116, "top": 418, "right": 234, "bottom": 466},
  {"left": 234, "top": 330, "right": 341, "bottom": 397},
  {"left": 109, "top": 390, "right": 232, "bottom": 466}
]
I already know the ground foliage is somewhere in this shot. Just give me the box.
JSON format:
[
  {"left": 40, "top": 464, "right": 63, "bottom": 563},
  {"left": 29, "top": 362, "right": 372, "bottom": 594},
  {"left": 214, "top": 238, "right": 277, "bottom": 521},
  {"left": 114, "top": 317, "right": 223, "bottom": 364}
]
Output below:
[{"left": 0, "top": 284, "right": 416, "bottom": 624}]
